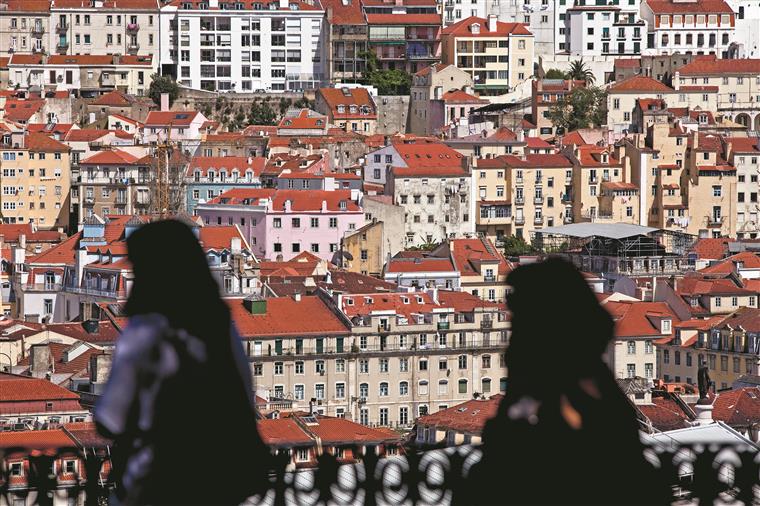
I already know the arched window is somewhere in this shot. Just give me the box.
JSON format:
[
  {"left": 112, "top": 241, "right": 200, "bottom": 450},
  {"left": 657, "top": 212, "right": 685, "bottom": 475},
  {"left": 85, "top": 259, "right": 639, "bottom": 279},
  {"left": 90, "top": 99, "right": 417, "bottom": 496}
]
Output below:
[
  {"left": 359, "top": 383, "right": 368, "bottom": 398},
  {"left": 438, "top": 379, "right": 448, "bottom": 395},
  {"left": 379, "top": 382, "right": 389, "bottom": 396},
  {"left": 231, "top": 169, "right": 240, "bottom": 181},
  {"left": 399, "top": 381, "right": 409, "bottom": 396},
  {"left": 458, "top": 378, "right": 468, "bottom": 394},
  {"left": 207, "top": 170, "right": 216, "bottom": 182},
  {"left": 419, "top": 380, "right": 429, "bottom": 395},
  {"left": 482, "top": 378, "right": 492, "bottom": 393},
  {"left": 246, "top": 170, "right": 253, "bottom": 181},
  {"left": 194, "top": 169, "right": 201, "bottom": 182},
  {"left": 219, "top": 169, "right": 227, "bottom": 182},
  {"left": 499, "top": 377, "right": 507, "bottom": 392}
]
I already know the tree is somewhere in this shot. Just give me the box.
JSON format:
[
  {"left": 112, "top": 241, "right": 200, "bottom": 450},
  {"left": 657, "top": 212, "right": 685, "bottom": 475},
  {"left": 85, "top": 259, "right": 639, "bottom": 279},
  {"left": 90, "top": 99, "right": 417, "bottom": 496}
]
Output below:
[
  {"left": 545, "top": 68, "right": 568, "bottom": 79},
  {"left": 248, "top": 101, "right": 277, "bottom": 125},
  {"left": 547, "top": 86, "right": 607, "bottom": 133},
  {"left": 567, "top": 60, "right": 595, "bottom": 85},
  {"left": 502, "top": 235, "right": 536, "bottom": 257},
  {"left": 148, "top": 73, "right": 180, "bottom": 107},
  {"left": 359, "top": 50, "right": 412, "bottom": 96}
]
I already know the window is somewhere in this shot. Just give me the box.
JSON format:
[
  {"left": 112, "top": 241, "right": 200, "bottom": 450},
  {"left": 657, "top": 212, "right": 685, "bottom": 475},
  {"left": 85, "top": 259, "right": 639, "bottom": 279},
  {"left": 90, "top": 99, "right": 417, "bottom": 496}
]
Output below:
[
  {"left": 399, "top": 381, "right": 409, "bottom": 395},
  {"left": 379, "top": 382, "right": 389, "bottom": 396},
  {"left": 274, "top": 362, "right": 283, "bottom": 375},
  {"left": 481, "top": 378, "right": 491, "bottom": 393},
  {"left": 458, "top": 355, "right": 467, "bottom": 369},
  {"left": 438, "top": 379, "right": 448, "bottom": 395},
  {"left": 439, "top": 358, "right": 448, "bottom": 371},
  {"left": 336, "top": 382, "right": 345, "bottom": 398},
  {"left": 400, "top": 358, "right": 409, "bottom": 372},
  {"left": 644, "top": 340, "right": 653, "bottom": 354},
  {"left": 295, "top": 361, "right": 304, "bottom": 374},
  {"left": 626, "top": 364, "right": 636, "bottom": 378},
  {"left": 627, "top": 341, "right": 636, "bottom": 355},
  {"left": 380, "top": 358, "right": 389, "bottom": 373},
  {"left": 419, "top": 359, "right": 428, "bottom": 371},
  {"left": 294, "top": 384, "right": 305, "bottom": 400},
  {"left": 359, "top": 359, "right": 369, "bottom": 373},
  {"left": 482, "top": 355, "right": 491, "bottom": 368},
  {"left": 359, "top": 383, "right": 369, "bottom": 398}
]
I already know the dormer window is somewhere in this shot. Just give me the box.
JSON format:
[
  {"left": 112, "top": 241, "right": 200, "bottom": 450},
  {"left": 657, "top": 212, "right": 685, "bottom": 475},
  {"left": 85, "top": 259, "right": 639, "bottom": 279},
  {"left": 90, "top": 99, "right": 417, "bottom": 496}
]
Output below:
[
  {"left": 601, "top": 153, "right": 608, "bottom": 163},
  {"left": 349, "top": 105, "right": 357, "bottom": 114},
  {"left": 194, "top": 169, "right": 201, "bottom": 181},
  {"left": 470, "top": 22, "right": 480, "bottom": 34},
  {"left": 346, "top": 297, "right": 354, "bottom": 306},
  {"left": 316, "top": 119, "right": 323, "bottom": 126},
  {"left": 339, "top": 200, "right": 347, "bottom": 210},
  {"left": 402, "top": 296, "right": 409, "bottom": 304},
  {"left": 364, "top": 296, "right": 373, "bottom": 304},
  {"left": 416, "top": 296, "right": 423, "bottom": 304},
  {"left": 661, "top": 319, "right": 672, "bottom": 334},
  {"left": 337, "top": 105, "right": 345, "bottom": 113}
]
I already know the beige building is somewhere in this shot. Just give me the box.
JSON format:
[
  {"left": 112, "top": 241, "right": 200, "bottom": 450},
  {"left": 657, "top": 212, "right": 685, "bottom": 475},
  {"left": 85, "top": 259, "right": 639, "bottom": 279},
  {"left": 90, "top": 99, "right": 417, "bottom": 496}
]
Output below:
[
  {"left": 726, "top": 137, "right": 760, "bottom": 239},
  {"left": 480, "top": 153, "right": 573, "bottom": 240},
  {"left": 566, "top": 144, "right": 630, "bottom": 225},
  {"left": 0, "top": 132, "right": 71, "bottom": 229},
  {"left": 675, "top": 57, "right": 760, "bottom": 131},
  {"left": 50, "top": 0, "right": 160, "bottom": 58},
  {"left": 410, "top": 63, "right": 473, "bottom": 136},
  {"left": 441, "top": 15, "right": 533, "bottom": 96},
  {"left": 342, "top": 220, "right": 385, "bottom": 277},
  {"left": 0, "top": 0, "right": 50, "bottom": 56},
  {"left": 431, "top": 237, "right": 512, "bottom": 302},
  {"left": 240, "top": 292, "right": 509, "bottom": 427}
]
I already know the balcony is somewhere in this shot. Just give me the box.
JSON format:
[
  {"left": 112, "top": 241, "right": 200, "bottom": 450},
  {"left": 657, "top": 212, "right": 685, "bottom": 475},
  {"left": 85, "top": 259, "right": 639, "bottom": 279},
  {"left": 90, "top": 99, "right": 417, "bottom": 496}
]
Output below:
[
  {"left": 55, "top": 23, "right": 68, "bottom": 34},
  {"left": 561, "top": 193, "right": 572, "bottom": 203},
  {"left": 115, "top": 195, "right": 128, "bottom": 205},
  {"left": 514, "top": 216, "right": 525, "bottom": 225},
  {"left": 534, "top": 216, "right": 544, "bottom": 225},
  {"left": 483, "top": 275, "right": 496, "bottom": 283},
  {"left": 3, "top": 441, "right": 754, "bottom": 505},
  {"left": 408, "top": 52, "right": 436, "bottom": 60},
  {"left": 31, "top": 25, "right": 45, "bottom": 37},
  {"left": 707, "top": 216, "right": 724, "bottom": 227},
  {"left": 24, "top": 283, "right": 62, "bottom": 292},
  {"left": 127, "top": 23, "right": 140, "bottom": 33},
  {"left": 514, "top": 196, "right": 525, "bottom": 205},
  {"left": 533, "top": 196, "right": 544, "bottom": 205},
  {"left": 437, "top": 321, "right": 450, "bottom": 331},
  {"left": 66, "top": 286, "right": 121, "bottom": 298},
  {"left": 127, "top": 42, "right": 140, "bottom": 54},
  {"left": 564, "top": 215, "right": 574, "bottom": 224},
  {"left": 588, "top": 175, "right": 599, "bottom": 184},
  {"left": 56, "top": 40, "right": 69, "bottom": 51}
]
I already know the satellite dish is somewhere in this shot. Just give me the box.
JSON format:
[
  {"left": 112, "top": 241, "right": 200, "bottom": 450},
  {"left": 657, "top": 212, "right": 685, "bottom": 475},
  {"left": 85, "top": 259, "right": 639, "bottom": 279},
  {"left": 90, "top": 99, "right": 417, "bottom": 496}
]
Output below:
[{"left": 341, "top": 251, "right": 354, "bottom": 261}]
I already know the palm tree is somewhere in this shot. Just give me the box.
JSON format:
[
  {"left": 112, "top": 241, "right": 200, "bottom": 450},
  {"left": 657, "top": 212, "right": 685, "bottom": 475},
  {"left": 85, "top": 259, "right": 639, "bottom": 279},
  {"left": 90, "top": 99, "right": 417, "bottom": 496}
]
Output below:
[{"left": 567, "top": 60, "right": 595, "bottom": 85}]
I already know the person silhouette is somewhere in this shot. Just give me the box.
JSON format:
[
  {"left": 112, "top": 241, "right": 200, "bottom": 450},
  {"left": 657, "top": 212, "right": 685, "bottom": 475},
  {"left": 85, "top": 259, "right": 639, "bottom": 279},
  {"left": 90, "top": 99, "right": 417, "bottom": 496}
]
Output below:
[
  {"left": 465, "top": 258, "right": 669, "bottom": 505},
  {"left": 95, "top": 220, "right": 268, "bottom": 505}
]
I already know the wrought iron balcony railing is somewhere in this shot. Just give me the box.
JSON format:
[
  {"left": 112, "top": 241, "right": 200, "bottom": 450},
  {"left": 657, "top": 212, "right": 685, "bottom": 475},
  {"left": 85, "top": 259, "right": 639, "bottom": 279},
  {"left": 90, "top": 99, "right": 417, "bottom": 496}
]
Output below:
[{"left": 2, "top": 442, "right": 759, "bottom": 505}]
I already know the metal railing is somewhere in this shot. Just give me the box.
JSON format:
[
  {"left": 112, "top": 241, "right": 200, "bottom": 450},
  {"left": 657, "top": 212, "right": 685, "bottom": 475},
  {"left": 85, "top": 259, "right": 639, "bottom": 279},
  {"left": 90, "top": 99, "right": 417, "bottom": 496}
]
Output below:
[
  {"left": 250, "top": 339, "right": 506, "bottom": 359},
  {"left": 2, "top": 442, "right": 758, "bottom": 505}
]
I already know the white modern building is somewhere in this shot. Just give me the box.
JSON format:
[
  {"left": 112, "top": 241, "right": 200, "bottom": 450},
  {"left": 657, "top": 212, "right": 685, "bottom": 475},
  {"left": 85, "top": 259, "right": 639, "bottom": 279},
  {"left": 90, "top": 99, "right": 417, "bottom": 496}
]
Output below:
[
  {"left": 566, "top": 3, "right": 647, "bottom": 56},
  {"left": 159, "top": 0, "right": 327, "bottom": 92},
  {"left": 495, "top": 0, "right": 555, "bottom": 56},
  {"left": 726, "top": 0, "right": 760, "bottom": 58},
  {"left": 442, "top": 0, "right": 491, "bottom": 26}
]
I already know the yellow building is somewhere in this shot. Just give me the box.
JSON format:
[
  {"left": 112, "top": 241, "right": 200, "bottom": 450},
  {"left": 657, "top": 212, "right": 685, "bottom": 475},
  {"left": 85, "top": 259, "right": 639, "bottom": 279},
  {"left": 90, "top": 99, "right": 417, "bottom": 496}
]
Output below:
[
  {"left": 342, "top": 220, "right": 385, "bottom": 277},
  {"left": 441, "top": 15, "right": 533, "bottom": 96},
  {"left": 566, "top": 144, "right": 629, "bottom": 224},
  {"left": 0, "top": 132, "right": 71, "bottom": 229}
]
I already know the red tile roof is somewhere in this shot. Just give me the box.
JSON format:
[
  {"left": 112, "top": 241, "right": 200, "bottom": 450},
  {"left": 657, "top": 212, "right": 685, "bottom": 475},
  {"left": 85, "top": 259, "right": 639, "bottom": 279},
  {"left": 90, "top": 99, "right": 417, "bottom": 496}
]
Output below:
[
  {"left": 307, "top": 417, "right": 403, "bottom": 444},
  {"left": 366, "top": 13, "right": 442, "bottom": 24},
  {"left": 198, "top": 226, "right": 246, "bottom": 251},
  {"left": 23, "top": 133, "right": 70, "bottom": 152},
  {"left": 678, "top": 55, "right": 760, "bottom": 75},
  {"left": 638, "top": 396, "right": 692, "bottom": 432},
  {"left": 44, "top": 321, "right": 120, "bottom": 344},
  {"left": 436, "top": 290, "right": 505, "bottom": 311},
  {"left": 45, "top": 54, "right": 153, "bottom": 66},
  {"left": 3, "top": 99, "right": 45, "bottom": 123},
  {"left": 414, "top": 63, "right": 451, "bottom": 77},
  {"left": 0, "top": 224, "right": 61, "bottom": 243},
  {"left": 646, "top": 0, "right": 732, "bottom": 14},
  {"left": 416, "top": 395, "right": 502, "bottom": 434},
  {"left": 277, "top": 109, "right": 328, "bottom": 130},
  {"left": 27, "top": 233, "right": 81, "bottom": 266},
  {"left": 257, "top": 418, "right": 313, "bottom": 446},
  {"left": 91, "top": 90, "right": 135, "bottom": 107},
  {"left": 712, "top": 388, "right": 760, "bottom": 427},
  {"left": 144, "top": 111, "right": 202, "bottom": 127},
  {"left": 715, "top": 307, "right": 760, "bottom": 333},
  {"left": 499, "top": 153, "right": 572, "bottom": 168},
  {"left": 385, "top": 257, "right": 457, "bottom": 273},
  {"left": 727, "top": 137, "right": 760, "bottom": 153},
  {"left": 442, "top": 16, "right": 532, "bottom": 36},
  {"left": 450, "top": 237, "right": 513, "bottom": 277},
  {"left": 80, "top": 149, "right": 140, "bottom": 165},
  {"left": 391, "top": 142, "right": 467, "bottom": 176},
  {"left": 0, "top": 430, "right": 76, "bottom": 450},
  {"left": 322, "top": 0, "right": 366, "bottom": 24},
  {"left": 609, "top": 75, "right": 674, "bottom": 93},
  {"left": 699, "top": 252, "right": 760, "bottom": 274},
  {"left": 677, "top": 274, "right": 755, "bottom": 297},
  {"left": 0, "top": 373, "right": 81, "bottom": 402},
  {"left": 603, "top": 300, "right": 679, "bottom": 338},
  {"left": 2, "top": 0, "right": 51, "bottom": 12},
  {"left": 441, "top": 90, "right": 487, "bottom": 103},
  {"left": 615, "top": 58, "right": 641, "bottom": 69},
  {"left": 17, "top": 343, "right": 102, "bottom": 377},
  {"left": 52, "top": 0, "right": 160, "bottom": 8},
  {"left": 230, "top": 296, "right": 350, "bottom": 338},
  {"left": 318, "top": 88, "right": 377, "bottom": 119}
]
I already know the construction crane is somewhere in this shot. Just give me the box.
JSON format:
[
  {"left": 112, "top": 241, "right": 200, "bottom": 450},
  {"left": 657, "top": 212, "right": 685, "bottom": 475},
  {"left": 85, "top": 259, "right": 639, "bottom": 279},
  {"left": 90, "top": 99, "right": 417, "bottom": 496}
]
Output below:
[{"left": 150, "top": 122, "right": 184, "bottom": 218}]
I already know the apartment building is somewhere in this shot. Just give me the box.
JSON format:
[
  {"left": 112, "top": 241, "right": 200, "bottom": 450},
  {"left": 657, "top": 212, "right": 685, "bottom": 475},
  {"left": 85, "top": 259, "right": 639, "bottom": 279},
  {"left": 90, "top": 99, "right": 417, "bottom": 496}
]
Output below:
[
  {"left": 726, "top": 137, "right": 760, "bottom": 239},
  {"left": 0, "top": 0, "right": 50, "bottom": 56},
  {"left": 640, "top": 0, "right": 735, "bottom": 57},
  {"left": 315, "top": 87, "right": 378, "bottom": 134},
  {"left": 684, "top": 132, "right": 737, "bottom": 238},
  {"left": 493, "top": 0, "right": 554, "bottom": 57},
  {"left": 322, "top": 0, "right": 367, "bottom": 84},
  {"left": 441, "top": 15, "right": 534, "bottom": 96},
  {"left": 603, "top": 300, "right": 679, "bottom": 380},
  {"left": 241, "top": 290, "right": 508, "bottom": 427},
  {"left": 566, "top": 1, "right": 647, "bottom": 57},
  {"left": 159, "top": 0, "right": 327, "bottom": 93},
  {"left": 656, "top": 317, "right": 722, "bottom": 385},
  {"left": 75, "top": 148, "right": 152, "bottom": 222},
  {"left": 0, "top": 132, "right": 71, "bottom": 229},
  {"left": 7, "top": 54, "right": 154, "bottom": 97},
  {"left": 195, "top": 188, "right": 364, "bottom": 262},
  {"left": 409, "top": 63, "right": 473, "bottom": 136},
  {"left": 675, "top": 57, "right": 760, "bottom": 131},
  {"left": 432, "top": 237, "right": 512, "bottom": 302},
  {"left": 50, "top": 0, "right": 160, "bottom": 58},
  {"left": 185, "top": 156, "right": 265, "bottom": 214},
  {"left": 531, "top": 78, "right": 585, "bottom": 138},
  {"left": 383, "top": 142, "right": 474, "bottom": 246},
  {"left": 607, "top": 74, "right": 718, "bottom": 136},
  {"left": 364, "top": 0, "right": 441, "bottom": 75}
]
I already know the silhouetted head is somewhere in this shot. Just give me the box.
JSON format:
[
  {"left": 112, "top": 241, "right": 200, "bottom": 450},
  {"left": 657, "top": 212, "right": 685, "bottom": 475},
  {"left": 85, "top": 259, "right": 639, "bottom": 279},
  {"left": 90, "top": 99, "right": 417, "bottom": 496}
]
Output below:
[
  {"left": 505, "top": 258, "right": 613, "bottom": 393},
  {"left": 125, "top": 219, "right": 230, "bottom": 346}
]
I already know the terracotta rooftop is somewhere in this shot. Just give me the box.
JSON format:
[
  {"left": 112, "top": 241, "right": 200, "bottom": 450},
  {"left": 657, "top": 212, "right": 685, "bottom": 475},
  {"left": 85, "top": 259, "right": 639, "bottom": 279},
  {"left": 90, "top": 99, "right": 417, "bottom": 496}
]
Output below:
[
  {"left": 416, "top": 395, "right": 502, "bottom": 435},
  {"left": 230, "top": 296, "right": 350, "bottom": 338}
]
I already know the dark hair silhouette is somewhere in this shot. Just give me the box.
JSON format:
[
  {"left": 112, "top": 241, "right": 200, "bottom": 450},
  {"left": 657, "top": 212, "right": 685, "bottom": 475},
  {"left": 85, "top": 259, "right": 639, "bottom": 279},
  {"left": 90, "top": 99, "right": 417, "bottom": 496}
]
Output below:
[
  {"left": 465, "top": 258, "right": 669, "bottom": 505},
  {"left": 96, "top": 220, "right": 268, "bottom": 505}
]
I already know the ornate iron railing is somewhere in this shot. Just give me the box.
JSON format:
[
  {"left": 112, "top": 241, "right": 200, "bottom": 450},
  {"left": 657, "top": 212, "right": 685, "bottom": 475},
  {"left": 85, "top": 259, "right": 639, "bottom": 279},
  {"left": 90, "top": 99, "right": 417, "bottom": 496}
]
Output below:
[{"left": 2, "top": 442, "right": 760, "bottom": 505}]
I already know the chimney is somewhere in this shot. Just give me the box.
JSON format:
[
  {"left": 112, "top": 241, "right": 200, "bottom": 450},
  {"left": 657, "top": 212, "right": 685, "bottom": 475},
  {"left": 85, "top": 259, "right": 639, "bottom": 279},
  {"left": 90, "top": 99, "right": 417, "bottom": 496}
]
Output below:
[
  {"left": 19, "top": 233, "right": 26, "bottom": 250},
  {"left": 29, "top": 344, "right": 51, "bottom": 378},
  {"left": 89, "top": 353, "right": 113, "bottom": 394},
  {"left": 673, "top": 71, "right": 680, "bottom": 91},
  {"left": 294, "top": 292, "right": 302, "bottom": 302},
  {"left": 160, "top": 93, "right": 170, "bottom": 112},
  {"left": 488, "top": 14, "right": 497, "bottom": 33}
]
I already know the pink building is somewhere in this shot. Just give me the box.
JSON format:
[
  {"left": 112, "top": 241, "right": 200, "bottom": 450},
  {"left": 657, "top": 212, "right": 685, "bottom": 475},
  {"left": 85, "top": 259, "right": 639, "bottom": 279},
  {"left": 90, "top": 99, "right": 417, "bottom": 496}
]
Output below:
[{"left": 195, "top": 189, "right": 364, "bottom": 262}]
